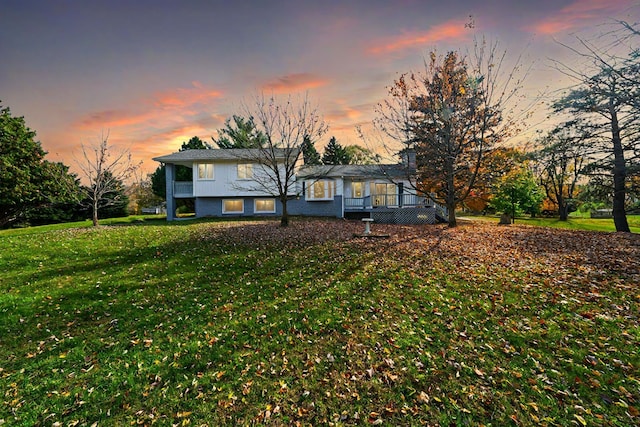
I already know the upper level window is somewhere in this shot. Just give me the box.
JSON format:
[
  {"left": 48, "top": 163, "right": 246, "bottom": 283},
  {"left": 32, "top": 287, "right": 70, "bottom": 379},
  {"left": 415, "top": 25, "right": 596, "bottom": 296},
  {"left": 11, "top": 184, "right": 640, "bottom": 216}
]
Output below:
[
  {"left": 306, "top": 180, "right": 335, "bottom": 201},
  {"left": 237, "top": 163, "right": 253, "bottom": 179},
  {"left": 197, "top": 163, "right": 214, "bottom": 180}
]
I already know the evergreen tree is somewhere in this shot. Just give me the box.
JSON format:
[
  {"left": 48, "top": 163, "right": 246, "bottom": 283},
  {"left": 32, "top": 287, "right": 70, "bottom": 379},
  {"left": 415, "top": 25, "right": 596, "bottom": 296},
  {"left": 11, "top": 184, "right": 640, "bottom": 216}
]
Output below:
[
  {"left": 0, "top": 103, "right": 80, "bottom": 228},
  {"left": 322, "top": 137, "right": 351, "bottom": 165},
  {"left": 212, "top": 115, "right": 266, "bottom": 149},
  {"left": 300, "top": 135, "right": 322, "bottom": 165}
]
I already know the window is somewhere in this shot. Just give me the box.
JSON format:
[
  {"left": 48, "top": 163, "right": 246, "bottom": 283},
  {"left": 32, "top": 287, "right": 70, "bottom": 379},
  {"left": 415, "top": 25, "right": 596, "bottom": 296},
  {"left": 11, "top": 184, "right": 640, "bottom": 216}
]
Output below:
[
  {"left": 222, "top": 199, "right": 244, "bottom": 214},
  {"left": 254, "top": 199, "right": 276, "bottom": 213},
  {"left": 237, "top": 163, "right": 253, "bottom": 179},
  {"left": 306, "top": 180, "right": 335, "bottom": 200},
  {"left": 197, "top": 163, "right": 214, "bottom": 180},
  {"left": 352, "top": 182, "right": 364, "bottom": 198},
  {"left": 370, "top": 182, "right": 397, "bottom": 206}
]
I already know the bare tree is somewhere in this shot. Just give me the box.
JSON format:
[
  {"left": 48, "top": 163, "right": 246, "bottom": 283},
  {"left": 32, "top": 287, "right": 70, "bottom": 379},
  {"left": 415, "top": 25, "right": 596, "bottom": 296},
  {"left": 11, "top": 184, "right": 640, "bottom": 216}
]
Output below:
[
  {"left": 374, "top": 39, "right": 529, "bottom": 227},
  {"left": 532, "top": 120, "right": 589, "bottom": 221},
  {"left": 76, "top": 133, "right": 141, "bottom": 226},
  {"left": 235, "top": 93, "right": 327, "bottom": 227},
  {"left": 552, "top": 21, "right": 640, "bottom": 232}
]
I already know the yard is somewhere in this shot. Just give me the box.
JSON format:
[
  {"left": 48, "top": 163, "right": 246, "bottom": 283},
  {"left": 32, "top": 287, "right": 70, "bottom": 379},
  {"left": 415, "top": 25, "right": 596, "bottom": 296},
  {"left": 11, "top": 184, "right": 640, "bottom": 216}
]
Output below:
[{"left": 0, "top": 218, "right": 638, "bottom": 426}]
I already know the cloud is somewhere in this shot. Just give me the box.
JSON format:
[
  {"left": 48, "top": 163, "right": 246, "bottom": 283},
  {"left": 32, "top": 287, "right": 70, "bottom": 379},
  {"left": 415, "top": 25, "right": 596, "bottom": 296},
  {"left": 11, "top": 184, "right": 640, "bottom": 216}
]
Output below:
[
  {"left": 529, "top": 0, "right": 632, "bottom": 35},
  {"left": 154, "top": 86, "right": 223, "bottom": 109},
  {"left": 325, "top": 101, "right": 373, "bottom": 123},
  {"left": 368, "top": 19, "right": 471, "bottom": 55},
  {"left": 74, "top": 82, "right": 224, "bottom": 132},
  {"left": 69, "top": 82, "right": 227, "bottom": 174},
  {"left": 76, "top": 109, "right": 155, "bottom": 129},
  {"left": 261, "top": 73, "right": 329, "bottom": 93}
]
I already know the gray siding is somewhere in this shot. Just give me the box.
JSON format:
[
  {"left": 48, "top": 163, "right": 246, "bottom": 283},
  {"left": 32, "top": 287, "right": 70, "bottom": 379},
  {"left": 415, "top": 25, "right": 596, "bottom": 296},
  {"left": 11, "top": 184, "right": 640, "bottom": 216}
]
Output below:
[
  {"left": 195, "top": 197, "right": 281, "bottom": 218},
  {"left": 193, "top": 196, "right": 344, "bottom": 218},
  {"left": 288, "top": 196, "right": 343, "bottom": 218}
]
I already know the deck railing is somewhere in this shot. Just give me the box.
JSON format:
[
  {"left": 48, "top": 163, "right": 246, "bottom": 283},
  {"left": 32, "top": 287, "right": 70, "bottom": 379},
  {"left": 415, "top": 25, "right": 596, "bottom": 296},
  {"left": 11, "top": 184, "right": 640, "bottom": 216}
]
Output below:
[
  {"left": 345, "top": 193, "right": 433, "bottom": 209},
  {"left": 173, "top": 181, "right": 193, "bottom": 197}
]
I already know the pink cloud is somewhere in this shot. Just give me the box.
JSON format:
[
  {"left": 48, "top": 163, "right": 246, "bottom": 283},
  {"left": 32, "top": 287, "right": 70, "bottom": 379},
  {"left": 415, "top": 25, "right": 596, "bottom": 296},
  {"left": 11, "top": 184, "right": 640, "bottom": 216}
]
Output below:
[
  {"left": 154, "top": 86, "right": 223, "bottom": 109},
  {"left": 74, "top": 82, "right": 223, "bottom": 130},
  {"left": 76, "top": 109, "right": 155, "bottom": 129},
  {"left": 368, "top": 19, "right": 471, "bottom": 55},
  {"left": 261, "top": 73, "right": 329, "bottom": 93},
  {"left": 69, "top": 82, "right": 226, "bottom": 174},
  {"left": 529, "top": 0, "right": 633, "bottom": 35}
]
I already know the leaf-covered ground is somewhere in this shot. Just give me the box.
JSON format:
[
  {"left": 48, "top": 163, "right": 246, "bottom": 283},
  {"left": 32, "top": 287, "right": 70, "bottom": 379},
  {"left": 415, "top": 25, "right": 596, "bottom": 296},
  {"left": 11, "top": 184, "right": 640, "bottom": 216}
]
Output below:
[{"left": 0, "top": 218, "right": 638, "bottom": 426}]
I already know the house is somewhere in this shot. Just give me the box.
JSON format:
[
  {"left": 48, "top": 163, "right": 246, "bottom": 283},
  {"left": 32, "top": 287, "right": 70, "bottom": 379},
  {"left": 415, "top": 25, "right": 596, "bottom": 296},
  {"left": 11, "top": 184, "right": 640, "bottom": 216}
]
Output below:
[{"left": 152, "top": 148, "right": 447, "bottom": 223}]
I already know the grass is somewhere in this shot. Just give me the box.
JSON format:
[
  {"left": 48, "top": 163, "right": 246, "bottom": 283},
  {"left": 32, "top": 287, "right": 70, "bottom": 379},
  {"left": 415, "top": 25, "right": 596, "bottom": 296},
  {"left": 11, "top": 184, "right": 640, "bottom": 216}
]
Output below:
[
  {"left": 466, "top": 214, "right": 640, "bottom": 233},
  {"left": 0, "top": 218, "right": 638, "bottom": 426}
]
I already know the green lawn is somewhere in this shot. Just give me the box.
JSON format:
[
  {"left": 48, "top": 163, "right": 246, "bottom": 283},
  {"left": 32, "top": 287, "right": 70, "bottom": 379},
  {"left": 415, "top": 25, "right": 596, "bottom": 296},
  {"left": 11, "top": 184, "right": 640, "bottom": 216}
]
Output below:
[
  {"left": 0, "top": 218, "right": 638, "bottom": 426},
  {"left": 466, "top": 214, "right": 640, "bottom": 233}
]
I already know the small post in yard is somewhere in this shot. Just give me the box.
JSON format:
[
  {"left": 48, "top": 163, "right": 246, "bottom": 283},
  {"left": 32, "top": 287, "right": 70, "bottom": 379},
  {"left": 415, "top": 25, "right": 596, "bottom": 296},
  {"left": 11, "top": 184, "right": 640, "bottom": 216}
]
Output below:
[{"left": 362, "top": 218, "right": 374, "bottom": 235}]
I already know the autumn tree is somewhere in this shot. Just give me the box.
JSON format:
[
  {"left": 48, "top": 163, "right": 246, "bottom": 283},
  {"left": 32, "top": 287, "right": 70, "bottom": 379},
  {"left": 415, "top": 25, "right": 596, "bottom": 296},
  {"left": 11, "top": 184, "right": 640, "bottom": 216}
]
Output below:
[
  {"left": 465, "top": 147, "right": 526, "bottom": 213},
  {"left": 322, "top": 136, "right": 350, "bottom": 165},
  {"left": 375, "top": 41, "right": 525, "bottom": 227},
  {"left": 127, "top": 173, "right": 164, "bottom": 215},
  {"left": 552, "top": 21, "right": 640, "bottom": 232},
  {"left": 533, "top": 121, "right": 588, "bottom": 220},
  {"left": 0, "top": 103, "right": 80, "bottom": 228},
  {"left": 236, "top": 93, "right": 327, "bottom": 227},
  {"left": 212, "top": 115, "right": 266, "bottom": 149},
  {"left": 76, "top": 134, "right": 140, "bottom": 226}
]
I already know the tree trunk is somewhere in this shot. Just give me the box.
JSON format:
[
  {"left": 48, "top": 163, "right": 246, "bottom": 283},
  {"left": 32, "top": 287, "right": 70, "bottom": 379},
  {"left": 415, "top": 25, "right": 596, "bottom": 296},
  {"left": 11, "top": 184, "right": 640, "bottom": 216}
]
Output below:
[
  {"left": 609, "top": 100, "right": 630, "bottom": 232},
  {"left": 280, "top": 197, "right": 289, "bottom": 227},
  {"left": 447, "top": 202, "right": 456, "bottom": 227},
  {"left": 559, "top": 204, "right": 569, "bottom": 221},
  {"left": 558, "top": 195, "right": 568, "bottom": 221},
  {"left": 445, "top": 156, "right": 456, "bottom": 227},
  {"left": 92, "top": 200, "right": 99, "bottom": 227}
]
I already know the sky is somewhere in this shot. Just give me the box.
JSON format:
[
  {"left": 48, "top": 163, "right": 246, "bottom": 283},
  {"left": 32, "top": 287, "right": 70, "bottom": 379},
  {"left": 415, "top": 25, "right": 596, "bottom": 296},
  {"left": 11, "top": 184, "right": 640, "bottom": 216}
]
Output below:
[{"left": 1, "top": 0, "right": 639, "bottom": 176}]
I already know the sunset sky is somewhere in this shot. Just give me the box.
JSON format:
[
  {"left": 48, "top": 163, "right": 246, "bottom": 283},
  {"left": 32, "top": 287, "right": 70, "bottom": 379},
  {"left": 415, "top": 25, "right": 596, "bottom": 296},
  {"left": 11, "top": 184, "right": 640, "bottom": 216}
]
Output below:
[{"left": 2, "top": 0, "right": 638, "bottom": 175}]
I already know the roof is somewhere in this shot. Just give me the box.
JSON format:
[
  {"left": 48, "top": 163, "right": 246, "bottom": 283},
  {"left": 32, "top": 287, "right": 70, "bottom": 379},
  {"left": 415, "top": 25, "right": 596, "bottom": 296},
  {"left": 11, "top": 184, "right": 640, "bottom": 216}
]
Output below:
[
  {"left": 298, "top": 164, "right": 412, "bottom": 180},
  {"left": 152, "top": 148, "right": 299, "bottom": 166}
]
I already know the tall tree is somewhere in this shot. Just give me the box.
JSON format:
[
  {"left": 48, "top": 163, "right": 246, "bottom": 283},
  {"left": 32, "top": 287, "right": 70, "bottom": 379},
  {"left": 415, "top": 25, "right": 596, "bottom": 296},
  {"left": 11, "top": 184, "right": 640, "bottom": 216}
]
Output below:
[
  {"left": 237, "top": 93, "right": 327, "bottom": 227},
  {"left": 212, "top": 115, "right": 266, "bottom": 149},
  {"left": 552, "top": 21, "right": 640, "bottom": 232},
  {"left": 76, "top": 134, "right": 140, "bottom": 226},
  {"left": 300, "top": 135, "right": 322, "bottom": 165},
  {"left": 376, "top": 41, "right": 525, "bottom": 227},
  {"left": 533, "top": 121, "right": 588, "bottom": 221},
  {"left": 0, "top": 103, "right": 79, "bottom": 228},
  {"left": 322, "top": 136, "right": 350, "bottom": 165}
]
